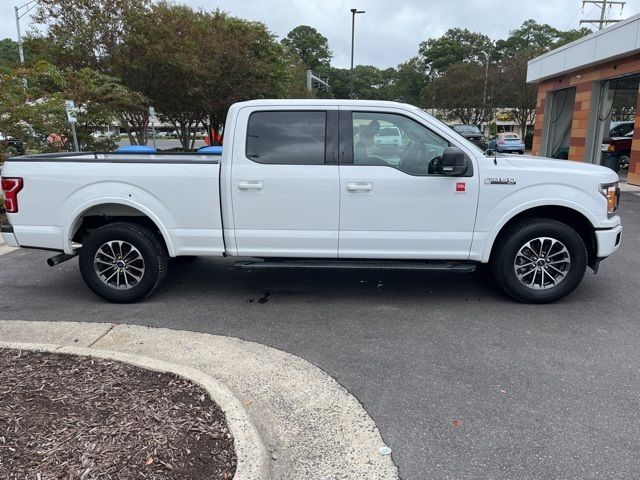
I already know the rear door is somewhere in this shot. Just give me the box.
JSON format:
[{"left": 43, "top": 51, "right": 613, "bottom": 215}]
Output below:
[
  {"left": 230, "top": 107, "right": 339, "bottom": 257},
  {"left": 338, "top": 107, "right": 480, "bottom": 259}
]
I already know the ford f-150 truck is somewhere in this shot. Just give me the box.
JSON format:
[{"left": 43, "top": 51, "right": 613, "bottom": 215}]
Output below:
[{"left": 1, "top": 100, "right": 622, "bottom": 304}]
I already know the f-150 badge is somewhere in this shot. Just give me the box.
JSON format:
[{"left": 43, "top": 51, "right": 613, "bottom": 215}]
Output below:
[{"left": 485, "top": 178, "right": 516, "bottom": 185}]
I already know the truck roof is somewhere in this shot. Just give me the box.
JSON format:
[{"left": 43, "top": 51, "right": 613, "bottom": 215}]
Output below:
[{"left": 232, "top": 99, "right": 422, "bottom": 110}]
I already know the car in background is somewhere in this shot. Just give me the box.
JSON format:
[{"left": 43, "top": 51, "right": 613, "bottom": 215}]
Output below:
[
  {"left": 602, "top": 129, "right": 632, "bottom": 171},
  {"left": 609, "top": 121, "right": 634, "bottom": 138},
  {"left": 374, "top": 126, "right": 403, "bottom": 149},
  {"left": 487, "top": 132, "right": 525, "bottom": 154},
  {"left": 0, "top": 134, "right": 25, "bottom": 156},
  {"left": 451, "top": 124, "right": 485, "bottom": 148}
]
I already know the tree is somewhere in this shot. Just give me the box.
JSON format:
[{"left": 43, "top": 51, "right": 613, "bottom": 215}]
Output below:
[
  {"left": 393, "top": 57, "right": 427, "bottom": 106},
  {"left": 495, "top": 20, "right": 592, "bottom": 59},
  {"left": 0, "top": 61, "right": 146, "bottom": 151},
  {"left": 32, "top": 0, "right": 151, "bottom": 72},
  {"left": 0, "top": 39, "right": 19, "bottom": 69},
  {"left": 422, "top": 62, "right": 493, "bottom": 125},
  {"left": 419, "top": 28, "right": 493, "bottom": 75},
  {"left": 281, "top": 25, "right": 332, "bottom": 71},
  {"left": 495, "top": 52, "right": 537, "bottom": 138}
]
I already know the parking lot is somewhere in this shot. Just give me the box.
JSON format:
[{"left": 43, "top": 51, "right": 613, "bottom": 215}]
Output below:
[{"left": 1, "top": 192, "right": 639, "bottom": 479}]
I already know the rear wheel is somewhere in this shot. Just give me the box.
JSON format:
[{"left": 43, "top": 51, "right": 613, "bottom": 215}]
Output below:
[
  {"left": 79, "top": 222, "right": 167, "bottom": 303},
  {"left": 491, "top": 219, "right": 587, "bottom": 303}
]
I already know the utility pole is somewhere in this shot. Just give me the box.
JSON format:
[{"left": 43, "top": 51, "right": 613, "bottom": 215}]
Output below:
[
  {"left": 349, "top": 8, "right": 365, "bottom": 98},
  {"left": 580, "top": 0, "right": 625, "bottom": 30}
]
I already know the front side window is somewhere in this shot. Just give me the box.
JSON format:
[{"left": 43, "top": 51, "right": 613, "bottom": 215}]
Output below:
[
  {"left": 246, "top": 111, "right": 326, "bottom": 165},
  {"left": 352, "top": 112, "right": 449, "bottom": 175}
]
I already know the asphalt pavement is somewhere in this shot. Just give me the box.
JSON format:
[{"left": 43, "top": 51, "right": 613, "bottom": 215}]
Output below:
[{"left": 1, "top": 193, "right": 640, "bottom": 479}]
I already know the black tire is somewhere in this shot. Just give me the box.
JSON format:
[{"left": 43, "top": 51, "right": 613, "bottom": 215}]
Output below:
[
  {"left": 490, "top": 219, "right": 587, "bottom": 303},
  {"left": 518, "top": 150, "right": 525, "bottom": 155},
  {"left": 79, "top": 222, "right": 168, "bottom": 303}
]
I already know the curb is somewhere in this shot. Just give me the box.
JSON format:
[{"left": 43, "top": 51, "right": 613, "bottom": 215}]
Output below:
[{"left": 0, "top": 340, "right": 272, "bottom": 480}]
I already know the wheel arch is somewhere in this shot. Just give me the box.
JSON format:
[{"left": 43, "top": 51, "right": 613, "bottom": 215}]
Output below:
[
  {"left": 65, "top": 200, "right": 174, "bottom": 256},
  {"left": 487, "top": 205, "right": 597, "bottom": 268}
]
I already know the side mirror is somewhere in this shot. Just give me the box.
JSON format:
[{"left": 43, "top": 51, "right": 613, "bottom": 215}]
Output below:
[{"left": 439, "top": 146, "right": 469, "bottom": 176}]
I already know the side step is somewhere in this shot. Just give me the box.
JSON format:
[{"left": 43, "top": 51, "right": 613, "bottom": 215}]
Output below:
[{"left": 235, "top": 259, "right": 477, "bottom": 272}]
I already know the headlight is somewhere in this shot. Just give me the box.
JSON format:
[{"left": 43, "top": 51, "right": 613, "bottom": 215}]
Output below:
[{"left": 600, "top": 182, "right": 620, "bottom": 215}]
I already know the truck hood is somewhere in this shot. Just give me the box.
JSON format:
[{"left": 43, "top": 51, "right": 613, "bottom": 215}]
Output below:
[{"left": 502, "top": 155, "right": 619, "bottom": 183}]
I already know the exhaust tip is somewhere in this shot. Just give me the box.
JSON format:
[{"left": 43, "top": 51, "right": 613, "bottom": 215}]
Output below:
[{"left": 47, "top": 253, "right": 76, "bottom": 267}]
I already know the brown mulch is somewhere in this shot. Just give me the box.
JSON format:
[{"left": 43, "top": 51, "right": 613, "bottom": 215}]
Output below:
[
  {"left": 0, "top": 211, "right": 7, "bottom": 225},
  {"left": 0, "top": 349, "right": 237, "bottom": 479}
]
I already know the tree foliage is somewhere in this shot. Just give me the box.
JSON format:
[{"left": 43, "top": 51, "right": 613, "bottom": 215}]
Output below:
[
  {"left": 281, "top": 25, "right": 332, "bottom": 71},
  {"left": 423, "top": 62, "right": 493, "bottom": 125},
  {"left": 0, "top": 61, "right": 146, "bottom": 151},
  {"left": 419, "top": 28, "right": 493, "bottom": 75},
  {"left": 32, "top": 0, "right": 151, "bottom": 72}
]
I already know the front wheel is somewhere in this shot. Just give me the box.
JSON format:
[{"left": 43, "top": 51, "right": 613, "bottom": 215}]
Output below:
[
  {"left": 79, "top": 222, "right": 168, "bottom": 303},
  {"left": 491, "top": 219, "right": 587, "bottom": 303}
]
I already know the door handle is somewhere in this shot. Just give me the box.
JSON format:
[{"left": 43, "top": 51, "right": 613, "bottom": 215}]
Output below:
[
  {"left": 346, "top": 182, "right": 372, "bottom": 193},
  {"left": 238, "top": 180, "right": 263, "bottom": 191}
]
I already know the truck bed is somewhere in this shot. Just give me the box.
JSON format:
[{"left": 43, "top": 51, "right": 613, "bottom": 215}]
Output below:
[{"left": 2, "top": 151, "right": 224, "bottom": 256}]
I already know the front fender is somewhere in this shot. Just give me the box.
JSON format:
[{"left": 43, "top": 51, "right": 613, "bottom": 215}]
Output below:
[{"left": 473, "top": 184, "right": 605, "bottom": 263}]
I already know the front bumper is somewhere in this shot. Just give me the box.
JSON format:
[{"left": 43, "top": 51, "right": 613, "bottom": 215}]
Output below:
[
  {"left": 1, "top": 224, "right": 19, "bottom": 247},
  {"left": 595, "top": 224, "right": 622, "bottom": 258}
]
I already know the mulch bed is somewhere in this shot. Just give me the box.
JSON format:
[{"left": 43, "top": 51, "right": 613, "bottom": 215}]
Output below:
[
  {"left": 0, "top": 349, "right": 237, "bottom": 479},
  {"left": 0, "top": 211, "right": 7, "bottom": 225}
]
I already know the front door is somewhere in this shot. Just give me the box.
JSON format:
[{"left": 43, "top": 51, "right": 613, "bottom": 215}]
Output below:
[
  {"left": 338, "top": 109, "right": 479, "bottom": 259},
  {"left": 231, "top": 108, "right": 339, "bottom": 257}
]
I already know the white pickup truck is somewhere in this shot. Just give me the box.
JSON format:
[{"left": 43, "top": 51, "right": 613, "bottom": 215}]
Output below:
[{"left": 1, "top": 100, "right": 622, "bottom": 303}]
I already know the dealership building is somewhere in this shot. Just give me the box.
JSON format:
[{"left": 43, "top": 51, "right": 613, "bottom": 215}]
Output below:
[{"left": 527, "top": 13, "right": 640, "bottom": 185}]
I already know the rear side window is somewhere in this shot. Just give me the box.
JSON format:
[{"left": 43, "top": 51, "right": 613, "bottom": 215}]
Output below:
[{"left": 246, "top": 111, "right": 326, "bottom": 165}]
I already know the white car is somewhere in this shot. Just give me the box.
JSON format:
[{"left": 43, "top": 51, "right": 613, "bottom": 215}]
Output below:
[
  {"left": 374, "top": 126, "right": 403, "bottom": 148},
  {"left": 1, "top": 100, "right": 622, "bottom": 304}
]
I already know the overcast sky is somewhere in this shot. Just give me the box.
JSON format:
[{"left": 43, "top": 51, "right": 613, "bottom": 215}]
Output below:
[{"left": 1, "top": 0, "right": 637, "bottom": 68}]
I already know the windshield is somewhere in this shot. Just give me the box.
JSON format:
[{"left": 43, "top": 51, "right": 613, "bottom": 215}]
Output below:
[
  {"left": 453, "top": 125, "right": 481, "bottom": 134},
  {"left": 610, "top": 122, "right": 633, "bottom": 137}
]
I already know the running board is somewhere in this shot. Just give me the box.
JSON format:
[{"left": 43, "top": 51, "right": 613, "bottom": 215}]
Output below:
[{"left": 235, "top": 259, "right": 477, "bottom": 272}]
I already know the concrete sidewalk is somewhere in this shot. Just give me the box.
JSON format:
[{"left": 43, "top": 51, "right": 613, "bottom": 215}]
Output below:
[
  {"left": 0, "top": 236, "right": 18, "bottom": 255},
  {"left": 0, "top": 321, "right": 398, "bottom": 480},
  {"left": 619, "top": 180, "right": 640, "bottom": 194}
]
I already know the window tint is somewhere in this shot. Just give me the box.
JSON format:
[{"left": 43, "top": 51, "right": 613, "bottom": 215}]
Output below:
[
  {"left": 246, "top": 111, "right": 326, "bottom": 164},
  {"left": 352, "top": 112, "right": 450, "bottom": 176}
]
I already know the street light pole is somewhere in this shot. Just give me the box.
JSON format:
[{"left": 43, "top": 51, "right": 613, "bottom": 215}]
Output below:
[
  {"left": 14, "top": 6, "right": 25, "bottom": 65},
  {"left": 349, "top": 8, "right": 365, "bottom": 98},
  {"left": 14, "top": 0, "right": 39, "bottom": 66},
  {"left": 480, "top": 50, "right": 490, "bottom": 134},
  {"left": 14, "top": 0, "right": 39, "bottom": 88}
]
